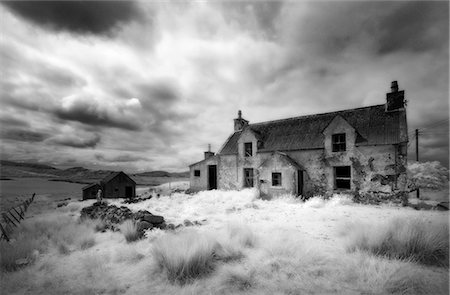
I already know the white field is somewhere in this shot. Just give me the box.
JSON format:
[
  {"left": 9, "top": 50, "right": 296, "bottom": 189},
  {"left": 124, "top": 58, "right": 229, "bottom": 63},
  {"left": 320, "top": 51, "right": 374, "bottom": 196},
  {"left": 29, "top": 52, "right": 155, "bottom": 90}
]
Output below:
[{"left": 1, "top": 188, "right": 448, "bottom": 294}]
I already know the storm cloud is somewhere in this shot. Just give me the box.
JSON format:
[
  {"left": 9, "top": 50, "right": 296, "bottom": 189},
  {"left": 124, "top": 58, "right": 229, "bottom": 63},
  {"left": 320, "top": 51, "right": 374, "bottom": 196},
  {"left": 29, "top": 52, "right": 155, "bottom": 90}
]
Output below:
[
  {"left": 54, "top": 95, "right": 142, "bottom": 131},
  {"left": 2, "top": 1, "right": 141, "bottom": 36},
  {"left": 48, "top": 133, "right": 101, "bottom": 148},
  {"left": 1, "top": 128, "right": 49, "bottom": 142},
  {"left": 0, "top": 1, "right": 448, "bottom": 171}
]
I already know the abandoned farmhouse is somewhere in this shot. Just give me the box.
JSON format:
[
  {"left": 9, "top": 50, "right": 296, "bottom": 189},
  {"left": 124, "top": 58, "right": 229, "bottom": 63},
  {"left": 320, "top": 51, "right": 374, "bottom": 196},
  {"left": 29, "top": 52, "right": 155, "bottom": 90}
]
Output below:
[{"left": 189, "top": 81, "right": 408, "bottom": 198}]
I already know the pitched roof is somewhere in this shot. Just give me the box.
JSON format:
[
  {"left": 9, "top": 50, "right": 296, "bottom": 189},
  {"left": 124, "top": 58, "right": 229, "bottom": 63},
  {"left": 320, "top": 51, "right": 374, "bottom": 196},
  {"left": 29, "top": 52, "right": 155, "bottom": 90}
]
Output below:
[
  {"left": 101, "top": 171, "right": 136, "bottom": 184},
  {"left": 82, "top": 182, "right": 100, "bottom": 190},
  {"left": 259, "top": 151, "right": 305, "bottom": 171},
  {"left": 219, "top": 104, "right": 406, "bottom": 154}
]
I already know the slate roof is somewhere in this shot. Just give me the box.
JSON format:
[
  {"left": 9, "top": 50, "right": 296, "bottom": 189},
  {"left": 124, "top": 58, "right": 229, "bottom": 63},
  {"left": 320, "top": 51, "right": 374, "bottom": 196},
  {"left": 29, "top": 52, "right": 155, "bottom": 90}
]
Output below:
[
  {"left": 82, "top": 182, "right": 100, "bottom": 190},
  {"left": 101, "top": 171, "right": 136, "bottom": 184},
  {"left": 219, "top": 104, "right": 406, "bottom": 155}
]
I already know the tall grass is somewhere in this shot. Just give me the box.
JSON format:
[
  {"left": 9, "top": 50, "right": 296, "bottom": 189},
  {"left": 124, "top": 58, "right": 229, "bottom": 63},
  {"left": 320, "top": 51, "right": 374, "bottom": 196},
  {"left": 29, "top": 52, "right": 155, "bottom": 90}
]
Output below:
[
  {"left": 0, "top": 214, "right": 97, "bottom": 271},
  {"left": 118, "top": 220, "right": 141, "bottom": 243},
  {"left": 346, "top": 217, "right": 449, "bottom": 267},
  {"left": 152, "top": 225, "right": 257, "bottom": 284}
]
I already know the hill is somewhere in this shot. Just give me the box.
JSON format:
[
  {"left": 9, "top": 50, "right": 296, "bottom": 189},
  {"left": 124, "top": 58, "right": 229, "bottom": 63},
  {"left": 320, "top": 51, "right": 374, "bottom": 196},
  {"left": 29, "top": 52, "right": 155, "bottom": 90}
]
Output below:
[{"left": 0, "top": 160, "right": 189, "bottom": 185}]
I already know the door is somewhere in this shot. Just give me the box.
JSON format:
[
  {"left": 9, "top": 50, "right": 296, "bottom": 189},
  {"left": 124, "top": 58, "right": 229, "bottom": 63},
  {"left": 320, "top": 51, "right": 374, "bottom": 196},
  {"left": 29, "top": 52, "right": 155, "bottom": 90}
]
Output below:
[
  {"left": 208, "top": 165, "right": 217, "bottom": 190},
  {"left": 297, "top": 170, "right": 303, "bottom": 197},
  {"left": 244, "top": 168, "right": 254, "bottom": 187},
  {"left": 125, "top": 186, "right": 133, "bottom": 198}
]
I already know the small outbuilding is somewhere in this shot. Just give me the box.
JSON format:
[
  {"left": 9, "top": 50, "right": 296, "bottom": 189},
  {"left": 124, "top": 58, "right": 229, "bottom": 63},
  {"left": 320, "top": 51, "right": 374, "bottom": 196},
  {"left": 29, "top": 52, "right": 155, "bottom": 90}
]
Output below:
[{"left": 82, "top": 171, "right": 136, "bottom": 200}]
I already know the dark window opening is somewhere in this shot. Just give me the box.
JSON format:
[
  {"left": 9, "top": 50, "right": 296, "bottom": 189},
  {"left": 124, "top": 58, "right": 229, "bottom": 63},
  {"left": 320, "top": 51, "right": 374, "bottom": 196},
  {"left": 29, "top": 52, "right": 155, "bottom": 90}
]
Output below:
[
  {"left": 332, "top": 133, "right": 346, "bottom": 152},
  {"left": 244, "top": 142, "right": 253, "bottom": 157},
  {"left": 194, "top": 170, "right": 200, "bottom": 177},
  {"left": 272, "top": 172, "right": 282, "bottom": 186},
  {"left": 115, "top": 188, "right": 119, "bottom": 192},
  {"left": 244, "top": 168, "right": 254, "bottom": 187},
  {"left": 334, "top": 166, "right": 351, "bottom": 189}
]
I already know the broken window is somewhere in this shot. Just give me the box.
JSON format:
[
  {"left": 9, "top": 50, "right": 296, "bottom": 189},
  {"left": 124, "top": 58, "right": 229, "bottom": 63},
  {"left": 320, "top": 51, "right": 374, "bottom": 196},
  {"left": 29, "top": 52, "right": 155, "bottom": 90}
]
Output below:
[
  {"left": 244, "top": 142, "right": 253, "bottom": 157},
  {"left": 194, "top": 170, "right": 200, "bottom": 177},
  {"left": 244, "top": 168, "right": 254, "bottom": 187},
  {"left": 272, "top": 172, "right": 282, "bottom": 186},
  {"left": 334, "top": 166, "right": 351, "bottom": 189},
  {"left": 332, "top": 133, "right": 346, "bottom": 152}
]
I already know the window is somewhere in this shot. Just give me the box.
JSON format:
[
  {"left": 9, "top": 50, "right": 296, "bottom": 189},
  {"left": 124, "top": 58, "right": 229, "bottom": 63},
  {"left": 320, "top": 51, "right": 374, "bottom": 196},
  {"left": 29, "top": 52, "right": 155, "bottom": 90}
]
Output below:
[
  {"left": 194, "top": 170, "right": 200, "bottom": 177},
  {"left": 332, "top": 133, "right": 346, "bottom": 152},
  {"left": 243, "top": 168, "right": 254, "bottom": 187},
  {"left": 272, "top": 172, "right": 282, "bottom": 186},
  {"left": 244, "top": 142, "right": 253, "bottom": 157},
  {"left": 334, "top": 166, "right": 351, "bottom": 189}
]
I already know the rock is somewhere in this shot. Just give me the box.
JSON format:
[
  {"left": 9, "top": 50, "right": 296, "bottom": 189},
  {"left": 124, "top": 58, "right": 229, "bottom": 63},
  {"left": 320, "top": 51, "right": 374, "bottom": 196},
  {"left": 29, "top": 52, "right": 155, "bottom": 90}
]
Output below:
[
  {"left": 137, "top": 221, "right": 153, "bottom": 232},
  {"left": 183, "top": 219, "right": 194, "bottom": 227},
  {"left": 57, "top": 202, "right": 68, "bottom": 208},
  {"left": 175, "top": 224, "right": 183, "bottom": 229},
  {"left": 167, "top": 223, "right": 175, "bottom": 230},
  {"left": 15, "top": 258, "right": 29, "bottom": 266},
  {"left": 155, "top": 222, "right": 166, "bottom": 230},
  {"left": 133, "top": 210, "right": 152, "bottom": 220},
  {"left": 142, "top": 214, "right": 164, "bottom": 225}
]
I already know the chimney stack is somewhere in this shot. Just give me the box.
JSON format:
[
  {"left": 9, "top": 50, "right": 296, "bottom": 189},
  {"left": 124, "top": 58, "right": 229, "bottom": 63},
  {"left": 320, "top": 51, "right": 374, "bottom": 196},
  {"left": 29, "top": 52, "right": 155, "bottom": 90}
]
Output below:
[
  {"left": 234, "top": 110, "right": 249, "bottom": 132},
  {"left": 391, "top": 81, "right": 399, "bottom": 93},
  {"left": 386, "top": 80, "right": 405, "bottom": 112},
  {"left": 204, "top": 144, "right": 214, "bottom": 159}
]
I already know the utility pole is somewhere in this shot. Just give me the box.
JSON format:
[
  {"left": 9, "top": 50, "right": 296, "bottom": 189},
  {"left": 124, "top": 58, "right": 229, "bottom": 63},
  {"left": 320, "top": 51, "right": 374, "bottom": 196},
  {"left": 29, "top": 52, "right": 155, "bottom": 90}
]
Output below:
[{"left": 415, "top": 129, "right": 420, "bottom": 199}]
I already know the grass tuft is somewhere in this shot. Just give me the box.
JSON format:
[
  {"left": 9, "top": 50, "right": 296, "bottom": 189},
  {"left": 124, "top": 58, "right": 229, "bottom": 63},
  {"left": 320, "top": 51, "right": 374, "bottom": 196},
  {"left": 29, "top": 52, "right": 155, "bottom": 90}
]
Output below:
[
  {"left": 152, "top": 230, "right": 218, "bottom": 284},
  {"left": 118, "top": 220, "right": 141, "bottom": 243},
  {"left": 346, "top": 217, "right": 449, "bottom": 267}
]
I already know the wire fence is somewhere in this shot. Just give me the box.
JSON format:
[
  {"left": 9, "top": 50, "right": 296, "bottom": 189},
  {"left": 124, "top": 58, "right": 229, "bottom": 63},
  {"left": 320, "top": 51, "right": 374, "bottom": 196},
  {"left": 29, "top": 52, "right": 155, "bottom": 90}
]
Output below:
[{"left": 0, "top": 193, "right": 35, "bottom": 242}]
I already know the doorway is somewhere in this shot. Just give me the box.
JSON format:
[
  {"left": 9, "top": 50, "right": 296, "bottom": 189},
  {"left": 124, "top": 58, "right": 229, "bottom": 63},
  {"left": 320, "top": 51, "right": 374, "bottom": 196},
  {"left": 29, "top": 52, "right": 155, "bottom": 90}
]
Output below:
[
  {"left": 297, "top": 170, "right": 303, "bottom": 197},
  {"left": 208, "top": 165, "right": 217, "bottom": 190},
  {"left": 125, "top": 186, "right": 133, "bottom": 198}
]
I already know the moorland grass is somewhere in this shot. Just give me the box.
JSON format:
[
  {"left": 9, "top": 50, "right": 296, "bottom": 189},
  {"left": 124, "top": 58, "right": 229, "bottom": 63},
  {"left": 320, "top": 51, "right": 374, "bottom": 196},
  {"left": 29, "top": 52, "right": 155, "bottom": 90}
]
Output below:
[{"left": 346, "top": 217, "right": 449, "bottom": 267}]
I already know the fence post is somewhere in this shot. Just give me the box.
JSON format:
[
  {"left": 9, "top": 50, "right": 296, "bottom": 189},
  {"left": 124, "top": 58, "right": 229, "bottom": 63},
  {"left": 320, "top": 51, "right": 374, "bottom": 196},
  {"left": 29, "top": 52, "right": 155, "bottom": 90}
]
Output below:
[{"left": 0, "top": 223, "right": 9, "bottom": 242}]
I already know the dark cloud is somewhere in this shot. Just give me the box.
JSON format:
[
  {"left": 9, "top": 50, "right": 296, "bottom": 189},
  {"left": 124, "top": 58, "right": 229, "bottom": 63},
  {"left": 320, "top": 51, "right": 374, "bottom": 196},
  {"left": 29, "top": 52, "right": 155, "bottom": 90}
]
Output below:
[
  {"left": 94, "top": 153, "right": 148, "bottom": 163},
  {"left": 48, "top": 133, "right": 101, "bottom": 148},
  {"left": 54, "top": 99, "right": 141, "bottom": 131},
  {"left": 0, "top": 116, "right": 30, "bottom": 128},
  {"left": 376, "top": 2, "right": 448, "bottom": 55},
  {"left": 2, "top": 1, "right": 141, "bottom": 36},
  {"left": 285, "top": 1, "right": 448, "bottom": 58},
  {"left": 1, "top": 128, "right": 49, "bottom": 142}
]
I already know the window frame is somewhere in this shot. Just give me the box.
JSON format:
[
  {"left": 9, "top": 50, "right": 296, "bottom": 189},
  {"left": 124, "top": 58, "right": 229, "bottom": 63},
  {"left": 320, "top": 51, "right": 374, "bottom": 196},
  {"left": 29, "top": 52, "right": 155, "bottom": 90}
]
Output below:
[
  {"left": 243, "top": 168, "right": 254, "bottom": 187},
  {"left": 332, "top": 133, "right": 346, "bottom": 152},
  {"left": 334, "top": 166, "right": 351, "bottom": 190},
  {"left": 272, "top": 172, "right": 282, "bottom": 187},
  {"left": 244, "top": 142, "right": 253, "bottom": 157},
  {"left": 194, "top": 170, "right": 201, "bottom": 177}
]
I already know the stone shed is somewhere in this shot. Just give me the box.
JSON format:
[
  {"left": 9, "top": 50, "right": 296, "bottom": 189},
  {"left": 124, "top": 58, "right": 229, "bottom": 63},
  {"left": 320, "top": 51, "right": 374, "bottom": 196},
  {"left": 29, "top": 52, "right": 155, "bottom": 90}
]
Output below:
[
  {"left": 82, "top": 171, "right": 136, "bottom": 200},
  {"left": 189, "top": 81, "right": 409, "bottom": 199}
]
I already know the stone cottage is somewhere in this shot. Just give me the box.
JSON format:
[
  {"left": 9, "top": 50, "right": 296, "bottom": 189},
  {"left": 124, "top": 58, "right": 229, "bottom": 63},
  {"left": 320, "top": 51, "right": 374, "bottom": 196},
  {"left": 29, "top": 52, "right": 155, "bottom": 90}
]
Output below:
[{"left": 189, "top": 81, "right": 408, "bottom": 198}]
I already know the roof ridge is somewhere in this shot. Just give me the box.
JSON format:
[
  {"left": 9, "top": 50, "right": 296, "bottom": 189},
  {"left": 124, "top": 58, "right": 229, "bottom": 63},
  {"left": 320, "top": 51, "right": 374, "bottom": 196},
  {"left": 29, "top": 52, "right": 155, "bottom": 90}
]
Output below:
[{"left": 250, "top": 104, "right": 385, "bottom": 127}]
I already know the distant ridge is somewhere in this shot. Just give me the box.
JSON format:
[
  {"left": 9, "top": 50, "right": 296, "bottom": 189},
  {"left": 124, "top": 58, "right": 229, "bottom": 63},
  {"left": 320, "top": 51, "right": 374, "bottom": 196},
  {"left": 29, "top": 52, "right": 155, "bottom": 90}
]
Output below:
[{"left": 0, "top": 160, "right": 189, "bottom": 184}]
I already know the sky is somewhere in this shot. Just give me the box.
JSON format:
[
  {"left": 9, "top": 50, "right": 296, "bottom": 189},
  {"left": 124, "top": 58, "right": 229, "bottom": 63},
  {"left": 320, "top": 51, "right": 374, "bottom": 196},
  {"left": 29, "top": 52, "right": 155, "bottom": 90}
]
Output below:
[{"left": 0, "top": 0, "right": 448, "bottom": 172}]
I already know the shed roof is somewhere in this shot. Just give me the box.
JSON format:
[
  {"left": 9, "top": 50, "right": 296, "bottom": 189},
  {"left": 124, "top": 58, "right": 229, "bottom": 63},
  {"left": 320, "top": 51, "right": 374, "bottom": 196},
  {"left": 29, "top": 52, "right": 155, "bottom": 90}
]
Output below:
[
  {"left": 219, "top": 104, "right": 406, "bottom": 154},
  {"left": 101, "top": 171, "right": 136, "bottom": 185},
  {"left": 82, "top": 182, "right": 100, "bottom": 190}
]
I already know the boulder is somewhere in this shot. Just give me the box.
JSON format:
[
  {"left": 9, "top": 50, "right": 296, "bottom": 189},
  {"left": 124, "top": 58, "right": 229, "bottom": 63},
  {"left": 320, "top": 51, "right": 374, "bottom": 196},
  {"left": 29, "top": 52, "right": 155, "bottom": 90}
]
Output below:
[
  {"left": 142, "top": 214, "right": 164, "bottom": 225},
  {"left": 166, "top": 223, "right": 175, "bottom": 230},
  {"left": 137, "top": 221, "right": 154, "bottom": 232},
  {"left": 183, "top": 219, "right": 194, "bottom": 227}
]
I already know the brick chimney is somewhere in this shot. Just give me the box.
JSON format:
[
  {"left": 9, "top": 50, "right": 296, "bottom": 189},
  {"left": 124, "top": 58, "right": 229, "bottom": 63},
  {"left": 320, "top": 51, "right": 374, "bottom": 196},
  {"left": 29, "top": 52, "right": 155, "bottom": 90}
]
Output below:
[
  {"left": 386, "top": 81, "right": 405, "bottom": 112},
  {"left": 234, "top": 110, "right": 249, "bottom": 132},
  {"left": 204, "top": 144, "right": 214, "bottom": 159}
]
